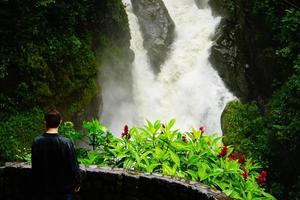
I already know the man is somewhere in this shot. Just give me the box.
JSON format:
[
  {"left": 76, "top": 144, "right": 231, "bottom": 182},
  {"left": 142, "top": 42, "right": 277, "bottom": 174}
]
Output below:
[{"left": 31, "top": 110, "right": 81, "bottom": 200}]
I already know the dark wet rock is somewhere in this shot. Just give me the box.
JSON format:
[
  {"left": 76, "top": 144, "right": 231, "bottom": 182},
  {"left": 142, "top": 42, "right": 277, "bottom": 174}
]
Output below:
[
  {"left": 209, "top": 0, "right": 287, "bottom": 103},
  {"left": 131, "top": 0, "right": 175, "bottom": 73}
]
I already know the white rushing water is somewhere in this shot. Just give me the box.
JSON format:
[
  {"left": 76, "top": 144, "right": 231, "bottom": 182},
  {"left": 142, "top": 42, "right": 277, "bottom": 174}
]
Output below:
[{"left": 101, "top": 0, "right": 234, "bottom": 136}]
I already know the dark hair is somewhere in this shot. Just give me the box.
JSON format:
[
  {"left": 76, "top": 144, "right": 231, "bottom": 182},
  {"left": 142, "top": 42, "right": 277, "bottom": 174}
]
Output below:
[{"left": 45, "top": 110, "right": 61, "bottom": 128}]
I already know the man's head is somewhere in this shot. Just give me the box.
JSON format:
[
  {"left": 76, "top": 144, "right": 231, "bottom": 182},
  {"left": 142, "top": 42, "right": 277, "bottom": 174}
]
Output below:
[{"left": 44, "top": 109, "right": 62, "bottom": 129}]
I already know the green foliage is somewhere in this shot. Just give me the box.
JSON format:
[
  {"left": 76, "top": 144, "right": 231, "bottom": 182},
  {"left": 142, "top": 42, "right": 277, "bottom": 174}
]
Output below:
[
  {"left": 83, "top": 120, "right": 112, "bottom": 150},
  {"left": 78, "top": 119, "right": 275, "bottom": 200},
  {"left": 59, "top": 121, "right": 83, "bottom": 142},
  {"left": 222, "top": 100, "right": 269, "bottom": 164},
  {"left": 0, "top": 108, "right": 44, "bottom": 164},
  {"left": 0, "top": 0, "right": 130, "bottom": 120},
  {"left": 223, "top": 73, "right": 300, "bottom": 198},
  {"left": 223, "top": 1, "right": 300, "bottom": 199},
  {"left": 253, "top": 1, "right": 300, "bottom": 63},
  {"left": 267, "top": 71, "right": 300, "bottom": 199}
]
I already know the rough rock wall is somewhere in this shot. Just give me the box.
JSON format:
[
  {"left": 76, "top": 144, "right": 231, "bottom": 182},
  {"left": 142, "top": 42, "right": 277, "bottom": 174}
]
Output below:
[
  {"left": 208, "top": 0, "right": 286, "bottom": 104},
  {"left": 0, "top": 163, "right": 230, "bottom": 200},
  {"left": 131, "top": 0, "right": 175, "bottom": 73}
]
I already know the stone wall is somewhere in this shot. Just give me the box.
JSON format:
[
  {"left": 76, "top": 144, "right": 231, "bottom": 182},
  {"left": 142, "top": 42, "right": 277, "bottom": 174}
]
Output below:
[{"left": 0, "top": 163, "right": 230, "bottom": 200}]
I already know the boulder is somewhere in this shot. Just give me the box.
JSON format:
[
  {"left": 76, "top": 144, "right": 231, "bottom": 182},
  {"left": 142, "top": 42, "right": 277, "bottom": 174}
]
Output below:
[
  {"left": 209, "top": 18, "right": 250, "bottom": 99},
  {"left": 131, "top": 0, "right": 175, "bottom": 73}
]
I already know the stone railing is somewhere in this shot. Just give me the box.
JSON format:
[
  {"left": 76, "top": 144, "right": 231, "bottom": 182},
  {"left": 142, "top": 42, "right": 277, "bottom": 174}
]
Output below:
[{"left": 0, "top": 163, "right": 230, "bottom": 200}]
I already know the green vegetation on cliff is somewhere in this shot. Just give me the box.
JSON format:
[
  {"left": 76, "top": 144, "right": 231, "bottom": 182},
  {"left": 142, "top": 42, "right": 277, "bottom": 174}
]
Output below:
[
  {"left": 0, "top": 108, "right": 43, "bottom": 163},
  {"left": 0, "top": 0, "right": 131, "bottom": 162},
  {"left": 0, "top": 0, "right": 130, "bottom": 119},
  {"left": 222, "top": 1, "right": 300, "bottom": 199}
]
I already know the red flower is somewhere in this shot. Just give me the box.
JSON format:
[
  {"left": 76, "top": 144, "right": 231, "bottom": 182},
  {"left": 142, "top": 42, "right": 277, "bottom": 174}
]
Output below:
[
  {"left": 122, "top": 125, "right": 131, "bottom": 139},
  {"left": 242, "top": 168, "right": 249, "bottom": 180},
  {"left": 182, "top": 133, "right": 188, "bottom": 143},
  {"left": 257, "top": 170, "right": 267, "bottom": 185},
  {"left": 229, "top": 151, "right": 237, "bottom": 160},
  {"left": 238, "top": 155, "right": 247, "bottom": 164},
  {"left": 124, "top": 125, "right": 129, "bottom": 134},
  {"left": 199, "top": 126, "right": 205, "bottom": 133},
  {"left": 218, "top": 145, "right": 228, "bottom": 158}
]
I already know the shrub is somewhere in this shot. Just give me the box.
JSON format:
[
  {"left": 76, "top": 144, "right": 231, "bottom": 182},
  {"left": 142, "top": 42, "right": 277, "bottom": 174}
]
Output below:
[
  {"left": 59, "top": 121, "right": 83, "bottom": 142},
  {"left": 222, "top": 73, "right": 300, "bottom": 198},
  {"left": 267, "top": 72, "right": 300, "bottom": 198},
  {"left": 79, "top": 119, "right": 275, "bottom": 200},
  {"left": 221, "top": 100, "right": 270, "bottom": 164},
  {"left": 0, "top": 108, "right": 44, "bottom": 164}
]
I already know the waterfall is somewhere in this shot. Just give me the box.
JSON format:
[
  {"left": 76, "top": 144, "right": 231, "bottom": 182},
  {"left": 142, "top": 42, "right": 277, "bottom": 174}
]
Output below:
[{"left": 101, "top": 0, "right": 234, "bottom": 136}]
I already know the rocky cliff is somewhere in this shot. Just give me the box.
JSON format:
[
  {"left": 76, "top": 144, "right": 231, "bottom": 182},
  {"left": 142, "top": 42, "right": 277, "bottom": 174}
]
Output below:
[
  {"left": 208, "top": 0, "right": 289, "bottom": 104},
  {"left": 131, "top": 0, "right": 175, "bottom": 73}
]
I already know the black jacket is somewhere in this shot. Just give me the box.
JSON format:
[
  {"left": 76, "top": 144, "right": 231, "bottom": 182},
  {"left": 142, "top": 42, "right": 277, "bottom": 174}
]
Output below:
[{"left": 31, "top": 133, "right": 81, "bottom": 194}]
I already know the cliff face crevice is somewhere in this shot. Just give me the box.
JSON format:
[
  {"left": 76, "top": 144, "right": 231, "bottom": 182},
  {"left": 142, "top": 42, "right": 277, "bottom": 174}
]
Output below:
[
  {"left": 208, "top": 0, "right": 287, "bottom": 104},
  {"left": 131, "top": 0, "right": 175, "bottom": 73}
]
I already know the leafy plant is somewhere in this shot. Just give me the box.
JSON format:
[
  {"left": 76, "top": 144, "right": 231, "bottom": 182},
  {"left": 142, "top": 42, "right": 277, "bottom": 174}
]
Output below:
[
  {"left": 79, "top": 119, "right": 275, "bottom": 200},
  {"left": 222, "top": 100, "right": 270, "bottom": 165},
  {"left": 59, "top": 121, "right": 83, "bottom": 142},
  {"left": 83, "top": 119, "right": 113, "bottom": 150},
  {"left": 0, "top": 107, "right": 44, "bottom": 164}
]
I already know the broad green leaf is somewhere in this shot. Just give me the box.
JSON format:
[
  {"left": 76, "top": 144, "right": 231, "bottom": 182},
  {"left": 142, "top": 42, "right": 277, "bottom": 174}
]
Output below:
[
  {"left": 154, "top": 120, "right": 162, "bottom": 130},
  {"left": 169, "top": 151, "right": 180, "bottom": 166},
  {"left": 162, "top": 163, "right": 172, "bottom": 175},
  {"left": 167, "top": 119, "right": 176, "bottom": 129}
]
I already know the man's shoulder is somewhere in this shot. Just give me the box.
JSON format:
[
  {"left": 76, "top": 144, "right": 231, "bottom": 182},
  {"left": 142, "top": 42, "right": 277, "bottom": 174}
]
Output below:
[
  {"left": 33, "top": 134, "right": 71, "bottom": 143},
  {"left": 33, "top": 135, "right": 44, "bottom": 143},
  {"left": 58, "top": 134, "right": 72, "bottom": 144}
]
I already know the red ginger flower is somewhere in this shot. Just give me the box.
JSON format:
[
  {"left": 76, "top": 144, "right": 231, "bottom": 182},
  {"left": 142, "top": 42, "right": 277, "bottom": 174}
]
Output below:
[
  {"left": 124, "top": 125, "right": 129, "bottom": 134},
  {"left": 229, "top": 151, "right": 237, "bottom": 160},
  {"left": 199, "top": 126, "right": 205, "bottom": 133},
  {"left": 182, "top": 133, "right": 188, "bottom": 143},
  {"left": 257, "top": 170, "right": 267, "bottom": 185},
  {"left": 122, "top": 125, "right": 131, "bottom": 139},
  {"left": 238, "top": 155, "right": 247, "bottom": 164},
  {"left": 218, "top": 145, "right": 228, "bottom": 158},
  {"left": 242, "top": 168, "right": 249, "bottom": 180}
]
